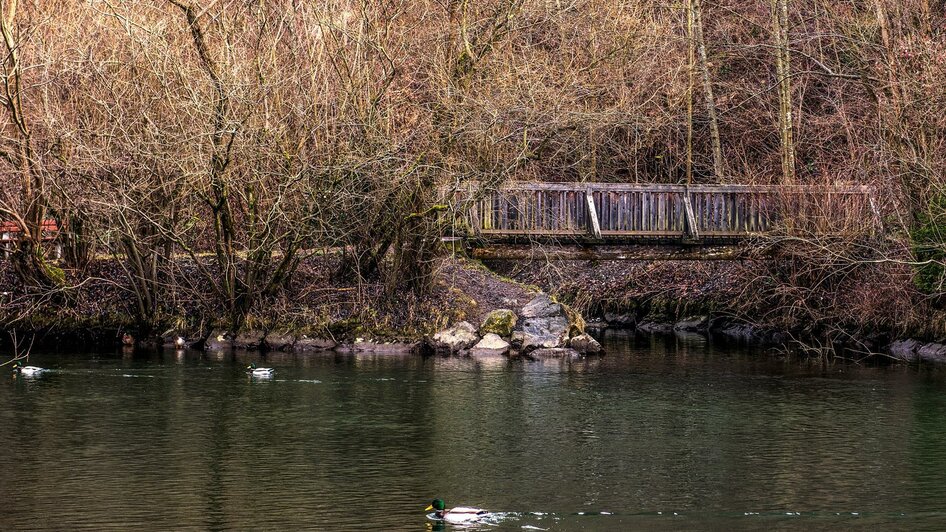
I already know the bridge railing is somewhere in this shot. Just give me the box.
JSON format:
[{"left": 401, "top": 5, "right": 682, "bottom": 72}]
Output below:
[{"left": 451, "top": 182, "right": 877, "bottom": 241}]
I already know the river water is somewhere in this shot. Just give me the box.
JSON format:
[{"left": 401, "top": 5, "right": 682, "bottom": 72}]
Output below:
[{"left": 3, "top": 331, "right": 946, "bottom": 530}]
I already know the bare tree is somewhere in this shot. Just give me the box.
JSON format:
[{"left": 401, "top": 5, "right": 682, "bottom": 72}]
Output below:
[
  {"left": 0, "top": 0, "right": 63, "bottom": 289},
  {"left": 693, "top": 0, "right": 724, "bottom": 180},
  {"left": 772, "top": 0, "right": 796, "bottom": 185}
]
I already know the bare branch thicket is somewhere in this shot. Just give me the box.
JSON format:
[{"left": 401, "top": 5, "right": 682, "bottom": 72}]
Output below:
[
  {"left": 0, "top": 0, "right": 66, "bottom": 289},
  {"left": 0, "top": 0, "right": 942, "bottom": 336}
]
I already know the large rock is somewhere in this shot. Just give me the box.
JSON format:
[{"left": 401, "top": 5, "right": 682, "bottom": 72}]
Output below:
[
  {"left": 674, "top": 315, "right": 709, "bottom": 332},
  {"left": 918, "top": 343, "right": 946, "bottom": 364},
  {"left": 711, "top": 322, "right": 788, "bottom": 345},
  {"left": 888, "top": 339, "right": 921, "bottom": 361},
  {"left": 569, "top": 333, "right": 603, "bottom": 354},
  {"left": 637, "top": 321, "right": 672, "bottom": 334},
  {"left": 520, "top": 316, "right": 569, "bottom": 351},
  {"left": 520, "top": 294, "right": 563, "bottom": 319},
  {"left": 431, "top": 321, "right": 479, "bottom": 352},
  {"left": 233, "top": 329, "right": 265, "bottom": 350},
  {"left": 294, "top": 336, "right": 337, "bottom": 352},
  {"left": 480, "top": 309, "right": 518, "bottom": 338},
  {"left": 205, "top": 329, "right": 233, "bottom": 351},
  {"left": 264, "top": 332, "right": 295, "bottom": 351},
  {"left": 604, "top": 312, "right": 636, "bottom": 328},
  {"left": 471, "top": 333, "right": 511, "bottom": 356},
  {"left": 713, "top": 323, "right": 756, "bottom": 342}
]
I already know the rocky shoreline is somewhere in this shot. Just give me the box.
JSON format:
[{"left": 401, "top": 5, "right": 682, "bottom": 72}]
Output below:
[
  {"left": 153, "top": 316, "right": 946, "bottom": 366},
  {"left": 887, "top": 339, "right": 946, "bottom": 364},
  {"left": 4, "top": 255, "right": 945, "bottom": 365},
  {"left": 585, "top": 311, "right": 789, "bottom": 345},
  {"left": 485, "top": 258, "right": 946, "bottom": 365},
  {"left": 137, "top": 293, "right": 604, "bottom": 361},
  {"left": 584, "top": 306, "right": 946, "bottom": 364},
  {"left": 5, "top": 296, "right": 944, "bottom": 365},
  {"left": 428, "top": 293, "right": 602, "bottom": 359}
]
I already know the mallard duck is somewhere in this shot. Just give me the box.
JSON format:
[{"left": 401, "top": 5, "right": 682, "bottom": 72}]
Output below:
[
  {"left": 12, "top": 361, "right": 45, "bottom": 376},
  {"left": 425, "top": 499, "right": 490, "bottom": 524},
  {"left": 246, "top": 363, "right": 275, "bottom": 377},
  {"left": 175, "top": 336, "right": 186, "bottom": 348}
]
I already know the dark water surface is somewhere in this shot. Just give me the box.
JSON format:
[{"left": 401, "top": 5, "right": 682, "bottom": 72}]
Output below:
[{"left": 4, "top": 331, "right": 946, "bottom": 530}]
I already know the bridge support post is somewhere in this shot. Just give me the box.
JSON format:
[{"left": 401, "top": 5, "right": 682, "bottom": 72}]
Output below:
[
  {"left": 585, "top": 188, "right": 602, "bottom": 239},
  {"left": 683, "top": 190, "right": 700, "bottom": 242}
]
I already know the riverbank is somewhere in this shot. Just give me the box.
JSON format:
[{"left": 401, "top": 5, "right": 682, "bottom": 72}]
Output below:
[
  {"left": 486, "top": 255, "right": 946, "bottom": 363},
  {"left": 0, "top": 255, "right": 594, "bottom": 359},
  {"left": 4, "top": 252, "right": 946, "bottom": 364},
  {"left": 0, "top": 254, "right": 537, "bottom": 349}
]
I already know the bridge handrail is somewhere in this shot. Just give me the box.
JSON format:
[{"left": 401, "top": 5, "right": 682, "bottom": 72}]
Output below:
[
  {"left": 466, "top": 181, "right": 872, "bottom": 194},
  {"left": 445, "top": 181, "right": 878, "bottom": 242}
]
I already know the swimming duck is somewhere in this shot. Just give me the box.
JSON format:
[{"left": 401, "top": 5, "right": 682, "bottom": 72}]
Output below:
[
  {"left": 12, "top": 361, "right": 45, "bottom": 376},
  {"left": 246, "top": 363, "right": 275, "bottom": 377},
  {"left": 425, "top": 499, "right": 490, "bottom": 524},
  {"left": 175, "top": 336, "right": 186, "bottom": 348}
]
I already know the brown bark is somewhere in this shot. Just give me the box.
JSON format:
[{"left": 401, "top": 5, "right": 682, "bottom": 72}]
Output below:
[
  {"left": 773, "top": 0, "right": 796, "bottom": 185},
  {"left": 873, "top": 0, "right": 903, "bottom": 116},
  {"left": 686, "top": 0, "right": 695, "bottom": 185},
  {"left": 0, "top": 0, "right": 62, "bottom": 289},
  {"left": 693, "top": 0, "right": 724, "bottom": 181}
]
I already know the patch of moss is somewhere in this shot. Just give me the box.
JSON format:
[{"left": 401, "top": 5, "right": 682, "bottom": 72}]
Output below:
[
  {"left": 327, "top": 317, "right": 363, "bottom": 337},
  {"left": 480, "top": 309, "right": 517, "bottom": 337}
]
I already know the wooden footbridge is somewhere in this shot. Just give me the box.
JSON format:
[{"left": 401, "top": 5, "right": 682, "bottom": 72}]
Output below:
[{"left": 447, "top": 182, "right": 878, "bottom": 259}]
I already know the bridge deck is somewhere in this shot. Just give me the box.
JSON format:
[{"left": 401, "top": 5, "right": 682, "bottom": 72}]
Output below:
[{"left": 454, "top": 183, "right": 876, "bottom": 242}]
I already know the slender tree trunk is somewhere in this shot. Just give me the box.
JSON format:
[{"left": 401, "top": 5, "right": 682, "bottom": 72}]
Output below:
[
  {"left": 919, "top": 0, "right": 933, "bottom": 36},
  {"left": 772, "top": 0, "right": 795, "bottom": 184},
  {"left": 693, "top": 0, "right": 724, "bottom": 181},
  {"left": 874, "top": 0, "right": 902, "bottom": 116},
  {"left": 686, "top": 0, "right": 695, "bottom": 185}
]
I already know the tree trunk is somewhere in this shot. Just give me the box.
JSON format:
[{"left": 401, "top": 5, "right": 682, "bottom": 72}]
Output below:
[
  {"left": 873, "top": 0, "right": 902, "bottom": 117},
  {"left": 0, "top": 0, "right": 63, "bottom": 290},
  {"left": 693, "top": 0, "right": 724, "bottom": 181},
  {"left": 772, "top": 0, "right": 796, "bottom": 185},
  {"left": 686, "top": 0, "right": 695, "bottom": 185}
]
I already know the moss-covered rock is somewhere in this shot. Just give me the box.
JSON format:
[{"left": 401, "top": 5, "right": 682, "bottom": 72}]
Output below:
[
  {"left": 560, "top": 301, "right": 586, "bottom": 337},
  {"left": 480, "top": 309, "right": 518, "bottom": 337}
]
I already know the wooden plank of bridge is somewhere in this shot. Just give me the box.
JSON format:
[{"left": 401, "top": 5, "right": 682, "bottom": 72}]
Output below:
[
  {"left": 642, "top": 190, "right": 650, "bottom": 232},
  {"left": 683, "top": 192, "right": 699, "bottom": 240},
  {"left": 585, "top": 188, "right": 602, "bottom": 238}
]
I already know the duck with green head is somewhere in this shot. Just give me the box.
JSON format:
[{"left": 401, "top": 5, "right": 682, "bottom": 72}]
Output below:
[
  {"left": 12, "top": 360, "right": 45, "bottom": 376},
  {"left": 425, "top": 498, "right": 490, "bottom": 524},
  {"left": 246, "top": 362, "right": 275, "bottom": 377}
]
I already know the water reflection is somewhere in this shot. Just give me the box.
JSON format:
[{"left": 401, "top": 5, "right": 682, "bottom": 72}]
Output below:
[{"left": 3, "top": 334, "right": 946, "bottom": 530}]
